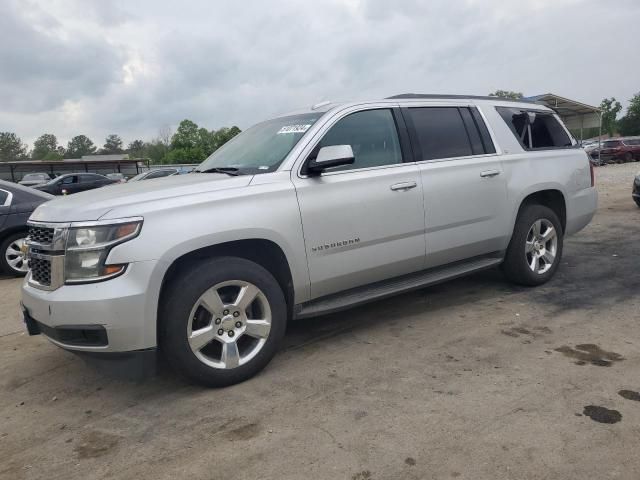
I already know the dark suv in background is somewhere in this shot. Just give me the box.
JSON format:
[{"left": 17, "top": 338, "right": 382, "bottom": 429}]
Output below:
[{"left": 34, "top": 173, "right": 117, "bottom": 195}]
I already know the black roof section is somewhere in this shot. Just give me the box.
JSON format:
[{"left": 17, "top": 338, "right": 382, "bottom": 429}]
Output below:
[{"left": 387, "top": 93, "right": 538, "bottom": 104}]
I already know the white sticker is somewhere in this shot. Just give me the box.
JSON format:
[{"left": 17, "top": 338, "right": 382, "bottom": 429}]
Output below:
[
  {"left": 258, "top": 166, "right": 269, "bottom": 170},
  {"left": 277, "top": 124, "right": 311, "bottom": 134}
]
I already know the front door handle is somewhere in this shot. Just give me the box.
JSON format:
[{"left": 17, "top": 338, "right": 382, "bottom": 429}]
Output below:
[
  {"left": 480, "top": 170, "right": 501, "bottom": 178},
  {"left": 390, "top": 181, "right": 418, "bottom": 191}
]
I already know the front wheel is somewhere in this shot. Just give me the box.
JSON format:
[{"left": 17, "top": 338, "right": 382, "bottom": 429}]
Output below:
[
  {"left": 503, "top": 205, "right": 564, "bottom": 286},
  {"left": 159, "top": 256, "right": 287, "bottom": 387},
  {"left": 0, "top": 232, "right": 29, "bottom": 277}
]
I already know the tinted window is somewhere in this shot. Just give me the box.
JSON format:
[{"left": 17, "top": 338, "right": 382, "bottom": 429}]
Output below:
[
  {"left": 61, "top": 176, "right": 77, "bottom": 184},
  {"left": 0, "top": 190, "right": 8, "bottom": 205},
  {"left": 602, "top": 140, "right": 622, "bottom": 148},
  {"left": 408, "top": 107, "right": 472, "bottom": 160},
  {"left": 625, "top": 139, "right": 640, "bottom": 146},
  {"left": 497, "top": 107, "right": 572, "bottom": 149},
  {"left": 317, "top": 109, "right": 403, "bottom": 171},
  {"left": 146, "top": 170, "right": 175, "bottom": 179},
  {"left": 79, "top": 174, "right": 100, "bottom": 183}
]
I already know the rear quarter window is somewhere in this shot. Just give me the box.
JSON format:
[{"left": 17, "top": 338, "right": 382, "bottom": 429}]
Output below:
[{"left": 496, "top": 107, "right": 573, "bottom": 150}]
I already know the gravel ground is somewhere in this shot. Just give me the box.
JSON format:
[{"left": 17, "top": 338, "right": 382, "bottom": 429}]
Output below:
[{"left": 0, "top": 163, "right": 639, "bottom": 480}]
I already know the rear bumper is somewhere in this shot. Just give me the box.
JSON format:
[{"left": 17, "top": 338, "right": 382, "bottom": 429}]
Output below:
[{"left": 566, "top": 187, "right": 598, "bottom": 236}]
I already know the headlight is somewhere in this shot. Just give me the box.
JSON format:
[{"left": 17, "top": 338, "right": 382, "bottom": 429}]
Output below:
[{"left": 64, "top": 218, "right": 142, "bottom": 283}]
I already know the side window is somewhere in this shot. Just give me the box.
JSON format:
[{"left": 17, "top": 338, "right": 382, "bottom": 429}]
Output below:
[
  {"left": 147, "top": 170, "right": 175, "bottom": 179},
  {"left": 0, "top": 190, "right": 9, "bottom": 206},
  {"left": 316, "top": 109, "right": 403, "bottom": 171},
  {"left": 497, "top": 107, "right": 573, "bottom": 150},
  {"left": 408, "top": 107, "right": 473, "bottom": 160},
  {"left": 61, "top": 176, "right": 76, "bottom": 185},
  {"left": 79, "top": 174, "right": 97, "bottom": 183}
]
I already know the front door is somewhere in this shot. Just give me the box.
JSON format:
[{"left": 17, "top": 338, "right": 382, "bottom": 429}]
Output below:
[{"left": 292, "top": 107, "right": 426, "bottom": 299}]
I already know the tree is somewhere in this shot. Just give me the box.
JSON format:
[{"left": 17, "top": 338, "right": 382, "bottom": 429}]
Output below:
[
  {"left": 165, "top": 119, "right": 207, "bottom": 164},
  {"left": 171, "top": 120, "right": 201, "bottom": 150},
  {"left": 488, "top": 90, "right": 523, "bottom": 99},
  {"left": 43, "top": 151, "right": 63, "bottom": 161},
  {"left": 65, "top": 135, "right": 97, "bottom": 158},
  {"left": 0, "top": 132, "right": 28, "bottom": 161},
  {"left": 127, "top": 139, "right": 145, "bottom": 158},
  {"left": 211, "top": 126, "right": 241, "bottom": 150},
  {"left": 32, "top": 133, "right": 59, "bottom": 160},
  {"left": 143, "top": 140, "right": 170, "bottom": 164},
  {"left": 599, "top": 97, "right": 622, "bottom": 137},
  {"left": 102, "top": 134, "right": 124, "bottom": 154},
  {"left": 618, "top": 92, "right": 640, "bottom": 136}
]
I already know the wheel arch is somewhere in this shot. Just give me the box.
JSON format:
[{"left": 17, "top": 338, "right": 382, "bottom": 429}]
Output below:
[
  {"left": 513, "top": 188, "right": 567, "bottom": 234},
  {"left": 158, "top": 238, "right": 296, "bottom": 323},
  {"left": 0, "top": 225, "right": 29, "bottom": 244}
]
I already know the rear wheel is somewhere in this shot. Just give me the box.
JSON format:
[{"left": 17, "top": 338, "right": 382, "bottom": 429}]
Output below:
[
  {"left": 503, "top": 205, "right": 564, "bottom": 286},
  {"left": 624, "top": 152, "right": 634, "bottom": 163},
  {"left": 159, "top": 256, "right": 287, "bottom": 387},
  {"left": 0, "top": 232, "right": 29, "bottom": 277},
  {"left": 635, "top": 198, "right": 640, "bottom": 208}
]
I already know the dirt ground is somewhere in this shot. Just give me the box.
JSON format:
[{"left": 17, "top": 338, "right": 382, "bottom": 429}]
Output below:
[{"left": 1, "top": 163, "right": 639, "bottom": 480}]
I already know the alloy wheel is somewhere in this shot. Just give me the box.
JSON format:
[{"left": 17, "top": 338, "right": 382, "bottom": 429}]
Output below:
[
  {"left": 525, "top": 219, "right": 558, "bottom": 275},
  {"left": 187, "top": 280, "right": 272, "bottom": 369},
  {"left": 5, "top": 237, "right": 29, "bottom": 274}
]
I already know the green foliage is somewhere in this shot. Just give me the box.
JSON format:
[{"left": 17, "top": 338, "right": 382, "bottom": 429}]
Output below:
[
  {"left": 0, "top": 131, "right": 28, "bottom": 161},
  {"left": 618, "top": 92, "right": 640, "bottom": 136},
  {"left": 163, "top": 120, "right": 241, "bottom": 164},
  {"left": 171, "top": 120, "right": 201, "bottom": 150},
  {"left": 102, "top": 134, "right": 124, "bottom": 154},
  {"left": 599, "top": 98, "right": 622, "bottom": 136},
  {"left": 43, "top": 151, "right": 63, "bottom": 161},
  {"left": 126, "top": 139, "right": 145, "bottom": 158},
  {"left": 488, "top": 90, "right": 523, "bottom": 99},
  {"left": 32, "top": 133, "right": 59, "bottom": 160},
  {"left": 65, "top": 135, "right": 97, "bottom": 158}
]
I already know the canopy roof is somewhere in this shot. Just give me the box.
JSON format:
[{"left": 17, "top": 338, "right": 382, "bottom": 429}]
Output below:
[{"left": 525, "top": 93, "right": 601, "bottom": 130}]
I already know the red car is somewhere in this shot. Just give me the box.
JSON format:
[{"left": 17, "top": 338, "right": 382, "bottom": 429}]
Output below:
[{"left": 597, "top": 138, "right": 640, "bottom": 163}]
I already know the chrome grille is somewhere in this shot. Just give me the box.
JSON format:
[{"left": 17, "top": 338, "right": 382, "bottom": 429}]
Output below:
[
  {"left": 28, "top": 225, "right": 55, "bottom": 245},
  {"left": 30, "top": 257, "right": 52, "bottom": 286}
]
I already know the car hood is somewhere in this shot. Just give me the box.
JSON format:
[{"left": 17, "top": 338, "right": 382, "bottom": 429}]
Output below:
[{"left": 30, "top": 173, "right": 253, "bottom": 222}]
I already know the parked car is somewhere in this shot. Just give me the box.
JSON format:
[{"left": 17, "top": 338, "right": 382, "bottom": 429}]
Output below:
[
  {"left": 0, "top": 180, "right": 52, "bottom": 276},
  {"left": 106, "top": 173, "right": 127, "bottom": 183},
  {"left": 633, "top": 172, "right": 640, "bottom": 207},
  {"left": 19, "top": 172, "right": 53, "bottom": 187},
  {"left": 33, "top": 173, "right": 118, "bottom": 195},
  {"left": 128, "top": 168, "right": 180, "bottom": 181},
  {"left": 21, "top": 94, "right": 597, "bottom": 387},
  {"left": 598, "top": 138, "right": 640, "bottom": 163}
]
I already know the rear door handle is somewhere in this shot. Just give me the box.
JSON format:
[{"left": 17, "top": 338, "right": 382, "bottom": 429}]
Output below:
[
  {"left": 390, "top": 181, "right": 418, "bottom": 191},
  {"left": 480, "top": 170, "right": 501, "bottom": 178}
]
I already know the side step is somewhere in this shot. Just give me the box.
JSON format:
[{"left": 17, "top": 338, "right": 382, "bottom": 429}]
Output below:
[{"left": 294, "top": 256, "right": 502, "bottom": 319}]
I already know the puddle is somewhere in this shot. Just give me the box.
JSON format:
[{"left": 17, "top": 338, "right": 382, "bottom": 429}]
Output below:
[
  {"left": 583, "top": 405, "right": 622, "bottom": 424},
  {"left": 555, "top": 344, "right": 624, "bottom": 366},
  {"left": 618, "top": 390, "right": 640, "bottom": 402}
]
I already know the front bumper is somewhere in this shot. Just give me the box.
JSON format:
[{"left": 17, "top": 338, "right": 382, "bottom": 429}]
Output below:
[{"left": 21, "top": 260, "right": 160, "bottom": 353}]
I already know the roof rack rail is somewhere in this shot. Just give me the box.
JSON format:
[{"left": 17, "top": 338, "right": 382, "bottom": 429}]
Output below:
[{"left": 386, "top": 93, "right": 537, "bottom": 104}]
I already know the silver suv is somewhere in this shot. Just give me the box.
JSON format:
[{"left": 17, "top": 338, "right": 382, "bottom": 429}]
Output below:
[{"left": 21, "top": 95, "right": 597, "bottom": 386}]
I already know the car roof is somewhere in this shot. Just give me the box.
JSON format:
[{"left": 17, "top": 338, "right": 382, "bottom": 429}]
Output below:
[
  {"left": 0, "top": 179, "right": 53, "bottom": 202},
  {"left": 277, "top": 94, "right": 551, "bottom": 117}
]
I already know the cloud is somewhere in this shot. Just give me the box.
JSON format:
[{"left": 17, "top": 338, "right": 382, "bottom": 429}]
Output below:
[{"left": 0, "top": 0, "right": 638, "bottom": 148}]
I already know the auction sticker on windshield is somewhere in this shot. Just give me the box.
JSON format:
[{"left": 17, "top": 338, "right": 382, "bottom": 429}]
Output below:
[{"left": 277, "top": 124, "right": 311, "bottom": 134}]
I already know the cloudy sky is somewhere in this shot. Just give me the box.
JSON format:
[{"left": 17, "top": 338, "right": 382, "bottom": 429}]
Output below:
[{"left": 1, "top": 0, "right": 638, "bottom": 148}]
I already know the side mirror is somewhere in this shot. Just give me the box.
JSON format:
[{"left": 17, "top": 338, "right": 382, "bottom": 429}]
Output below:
[{"left": 307, "top": 145, "right": 355, "bottom": 175}]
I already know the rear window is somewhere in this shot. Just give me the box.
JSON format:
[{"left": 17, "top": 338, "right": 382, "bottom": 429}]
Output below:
[
  {"left": 623, "top": 139, "right": 640, "bottom": 146},
  {"left": 0, "top": 189, "right": 8, "bottom": 206},
  {"left": 602, "top": 140, "right": 622, "bottom": 148},
  {"left": 497, "top": 107, "right": 573, "bottom": 150}
]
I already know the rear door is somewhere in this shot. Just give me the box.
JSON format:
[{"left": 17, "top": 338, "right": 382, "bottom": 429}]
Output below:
[
  {"left": 292, "top": 106, "right": 426, "bottom": 299},
  {"left": 403, "top": 104, "right": 510, "bottom": 268}
]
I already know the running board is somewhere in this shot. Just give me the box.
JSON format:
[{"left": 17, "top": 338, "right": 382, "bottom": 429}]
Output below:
[{"left": 294, "top": 256, "right": 502, "bottom": 319}]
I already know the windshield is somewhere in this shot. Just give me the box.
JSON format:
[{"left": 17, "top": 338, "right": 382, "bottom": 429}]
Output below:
[
  {"left": 23, "top": 173, "right": 47, "bottom": 181},
  {"left": 196, "top": 113, "right": 322, "bottom": 174}
]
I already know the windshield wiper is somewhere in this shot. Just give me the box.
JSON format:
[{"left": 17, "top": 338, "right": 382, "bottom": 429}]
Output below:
[{"left": 195, "top": 167, "right": 240, "bottom": 176}]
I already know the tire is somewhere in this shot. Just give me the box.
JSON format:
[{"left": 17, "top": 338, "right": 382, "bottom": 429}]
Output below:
[
  {"left": 503, "top": 204, "right": 564, "bottom": 286},
  {"left": 624, "top": 152, "right": 633, "bottom": 163},
  {"left": 635, "top": 198, "right": 640, "bottom": 208},
  {"left": 159, "top": 256, "right": 287, "bottom": 387},
  {"left": 0, "top": 232, "right": 29, "bottom": 277}
]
